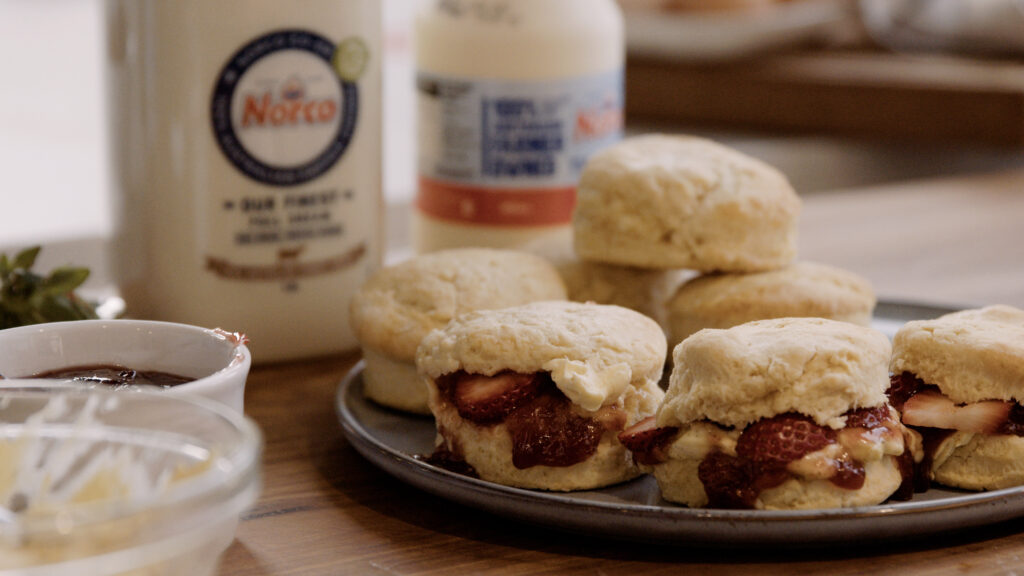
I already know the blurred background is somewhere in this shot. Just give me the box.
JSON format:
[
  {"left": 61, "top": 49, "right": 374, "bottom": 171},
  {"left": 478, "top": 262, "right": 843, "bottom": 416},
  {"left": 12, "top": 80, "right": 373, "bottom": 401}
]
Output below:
[{"left": 2, "top": 0, "right": 1023, "bottom": 286}]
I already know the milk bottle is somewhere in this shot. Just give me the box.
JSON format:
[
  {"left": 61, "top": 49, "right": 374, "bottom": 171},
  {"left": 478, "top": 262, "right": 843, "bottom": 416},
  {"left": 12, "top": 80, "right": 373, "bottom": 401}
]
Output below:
[
  {"left": 412, "top": 0, "right": 624, "bottom": 252},
  {"left": 107, "top": 0, "right": 382, "bottom": 362}
]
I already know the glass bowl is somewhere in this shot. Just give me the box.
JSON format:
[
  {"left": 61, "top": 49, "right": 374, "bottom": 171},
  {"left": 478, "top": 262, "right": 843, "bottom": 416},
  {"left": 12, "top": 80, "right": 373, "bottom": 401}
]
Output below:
[{"left": 0, "top": 386, "right": 262, "bottom": 575}]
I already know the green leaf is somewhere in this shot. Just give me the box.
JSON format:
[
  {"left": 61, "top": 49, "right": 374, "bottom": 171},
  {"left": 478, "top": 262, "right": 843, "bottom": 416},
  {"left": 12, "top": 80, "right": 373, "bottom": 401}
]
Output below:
[
  {"left": 0, "top": 246, "right": 98, "bottom": 328},
  {"left": 41, "top": 267, "right": 90, "bottom": 296},
  {"left": 13, "top": 246, "right": 40, "bottom": 271}
]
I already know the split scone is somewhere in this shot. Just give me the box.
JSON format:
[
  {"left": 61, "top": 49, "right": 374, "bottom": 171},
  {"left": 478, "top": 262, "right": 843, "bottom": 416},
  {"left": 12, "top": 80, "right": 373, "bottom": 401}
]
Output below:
[
  {"left": 349, "top": 248, "right": 567, "bottom": 414},
  {"left": 889, "top": 305, "right": 1024, "bottom": 491},
  {"left": 572, "top": 134, "right": 801, "bottom": 272},
  {"left": 666, "top": 261, "right": 876, "bottom": 347},
  {"left": 620, "top": 317, "right": 921, "bottom": 509},
  {"left": 416, "top": 301, "right": 667, "bottom": 490}
]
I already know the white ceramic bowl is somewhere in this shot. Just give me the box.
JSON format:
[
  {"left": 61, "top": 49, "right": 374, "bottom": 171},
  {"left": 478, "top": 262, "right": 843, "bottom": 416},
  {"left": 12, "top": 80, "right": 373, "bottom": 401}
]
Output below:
[
  {"left": 0, "top": 320, "right": 251, "bottom": 413},
  {"left": 0, "top": 387, "right": 261, "bottom": 575}
]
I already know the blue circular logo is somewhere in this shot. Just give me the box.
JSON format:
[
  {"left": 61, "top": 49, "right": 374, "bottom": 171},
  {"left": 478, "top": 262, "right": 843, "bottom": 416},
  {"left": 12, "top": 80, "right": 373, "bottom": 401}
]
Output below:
[{"left": 211, "top": 30, "right": 359, "bottom": 187}]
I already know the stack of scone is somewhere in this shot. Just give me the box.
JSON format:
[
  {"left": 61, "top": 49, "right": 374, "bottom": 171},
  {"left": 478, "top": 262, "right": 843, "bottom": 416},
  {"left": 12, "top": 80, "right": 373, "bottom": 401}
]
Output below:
[
  {"left": 349, "top": 248, "right": 567, "bottom": 414},
  {"left": 570, "top": 134, "right": 877, "bottom": 347}
]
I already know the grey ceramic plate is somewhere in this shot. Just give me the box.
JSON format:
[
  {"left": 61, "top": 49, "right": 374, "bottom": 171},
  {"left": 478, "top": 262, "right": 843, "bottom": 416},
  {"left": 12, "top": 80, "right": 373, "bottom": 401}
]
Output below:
[{"left": 336, "top": 301, "right": 1024, "bottom": 546}]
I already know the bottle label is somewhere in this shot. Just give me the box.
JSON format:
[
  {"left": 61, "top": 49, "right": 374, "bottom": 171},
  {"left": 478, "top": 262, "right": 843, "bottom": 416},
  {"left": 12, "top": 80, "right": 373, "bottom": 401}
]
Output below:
[
  {"left": 206, "top": 29, "right": 375, "bottom": 287},
  {"left": 416, "top": 69, "right": 623, "bottom": 226},
  {"left": 211, "top": 30, "right": 362, "bottom": 186}
]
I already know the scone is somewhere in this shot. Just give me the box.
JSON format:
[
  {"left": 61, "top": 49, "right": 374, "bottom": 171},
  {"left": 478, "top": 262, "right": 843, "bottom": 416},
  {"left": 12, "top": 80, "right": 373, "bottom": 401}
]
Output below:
[
  {"left": 620, "top": 317, "right": 920, "bottom": 509},
  {"left": 416, "top": 301, "right": 667, "bottom": 491},
  {"left": 888, "top": 305, "right": 1024, "bottom": 491},
  {"left": 525, "top": 236, "right": 692, "bottom": 331},
  {"left": 666, "top": 261, "right": 875, "bottom": 346},
  {"left": 573, "top": 134, "right": 801, "bottom": 272},
  {"left": 558, "top": 260, "right": 691, "bottom": 333},
  {"left": 349, "top": 248, "right": 567, "bottom": 414}
]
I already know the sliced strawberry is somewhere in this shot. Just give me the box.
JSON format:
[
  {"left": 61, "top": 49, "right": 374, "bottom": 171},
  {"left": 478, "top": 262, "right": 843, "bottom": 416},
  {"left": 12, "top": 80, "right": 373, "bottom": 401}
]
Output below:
[
  {"left": 735, "top": 413, "right": 836, "bottom": 466},
  {"left": 452, "top": 371, "right": 544, "bottom": 424},
  {"left": 617, "top": 416, "right": 678, "bottom": 465},
  {"left": 901, "top": 390, "right": 1012, "bottom": 434}
]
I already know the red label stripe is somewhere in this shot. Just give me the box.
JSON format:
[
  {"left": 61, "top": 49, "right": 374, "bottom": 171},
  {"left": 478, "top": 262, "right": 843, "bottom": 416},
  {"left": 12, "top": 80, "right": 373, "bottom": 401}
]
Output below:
[{"left": 416, "top": 177, "right": 576, "bottom": 226}]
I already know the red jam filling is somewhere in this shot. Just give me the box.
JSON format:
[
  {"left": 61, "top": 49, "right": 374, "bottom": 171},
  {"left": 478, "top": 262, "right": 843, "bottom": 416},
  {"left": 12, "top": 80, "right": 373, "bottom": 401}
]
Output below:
[{"left": 433, "top": 371, "right": 620, "bottom": 470}]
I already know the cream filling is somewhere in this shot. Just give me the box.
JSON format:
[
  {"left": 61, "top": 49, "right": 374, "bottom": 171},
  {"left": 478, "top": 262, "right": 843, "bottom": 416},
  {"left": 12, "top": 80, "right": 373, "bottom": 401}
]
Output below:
[
  {"left": 788, "top": 423, "right": 905, "bottom": 481},
  {"left": 665, "top": 422, "right": 739, "bottom": 461},
  {"left": 666, "top": 409, "right": 908, "bottom": 484},
  {"left": 543, "top": 358, "right": 633, "bottom": 412}
]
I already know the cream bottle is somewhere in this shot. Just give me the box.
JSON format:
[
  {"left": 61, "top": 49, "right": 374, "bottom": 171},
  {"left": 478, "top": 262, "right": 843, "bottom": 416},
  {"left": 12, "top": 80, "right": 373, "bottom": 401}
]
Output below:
[
  {"left": 413, "top": 0, "right": 624, "bottom": 253},
  {"left": 107, "top": 0, "right": 382, "bottom": 362}
]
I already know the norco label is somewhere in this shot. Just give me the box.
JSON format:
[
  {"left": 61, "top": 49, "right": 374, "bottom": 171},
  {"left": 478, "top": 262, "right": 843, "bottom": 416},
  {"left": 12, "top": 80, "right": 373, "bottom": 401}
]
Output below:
[
  {"left": 416, "top": 69, "right": 622, "bottom": 226},
  {"left": 211, "top": 30, "right": 360, "bottom": 187}
]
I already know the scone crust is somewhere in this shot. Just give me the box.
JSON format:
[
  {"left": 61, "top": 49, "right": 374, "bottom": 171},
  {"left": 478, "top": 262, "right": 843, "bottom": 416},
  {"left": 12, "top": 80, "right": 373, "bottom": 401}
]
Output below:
[
  {"left": 572, "top": 134, "right": 800, "bottom": 272},
  {"left": 653, "top": 452, "right": 904, "bottom": 510},
  {"left": 360, "top": 348, "right": 431, "bottom": 415},
  {"left": 890, "top": 305, "right": 1024, "bottom": 404},
  {"left": 666, "top": 261, "right": 875, "bottom": 344},
  {"left": 661, "top": 317, "right": 891, "bottom": 429},
  {"left": 417, "top": 301, "right": 667, "bottom": 412},
  {"left": 349, "top": 248, "right": 567, "bottom": 362}
]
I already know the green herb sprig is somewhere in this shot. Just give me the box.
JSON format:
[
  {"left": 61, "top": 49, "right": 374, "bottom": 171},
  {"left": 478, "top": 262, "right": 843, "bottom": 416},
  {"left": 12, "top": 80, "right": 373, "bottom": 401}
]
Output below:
[{"left": 0, "top": 246, "right": 98, "bottom": 329}]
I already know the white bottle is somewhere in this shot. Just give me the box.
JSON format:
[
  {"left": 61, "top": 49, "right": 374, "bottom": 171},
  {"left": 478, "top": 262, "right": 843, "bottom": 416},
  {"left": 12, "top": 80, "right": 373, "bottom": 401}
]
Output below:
[
  {"left": 413, "top": 0, "right": 624, "bottom": 253},
  {"left": 107, "top": 0, "right": 382, "bottom": 363}
]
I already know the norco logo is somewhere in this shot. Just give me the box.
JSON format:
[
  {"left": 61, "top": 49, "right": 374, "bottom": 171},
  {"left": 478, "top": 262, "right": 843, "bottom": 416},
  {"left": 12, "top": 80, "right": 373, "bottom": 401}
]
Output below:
[
  {"left": 240, "top": 84, "right": 339, "bottom": 129},
  {"left": 574, "top": 98, "right": 622, "bottom": 143},
  {"left": 211, "top": 30, "right": 360, "bottom": 187}
]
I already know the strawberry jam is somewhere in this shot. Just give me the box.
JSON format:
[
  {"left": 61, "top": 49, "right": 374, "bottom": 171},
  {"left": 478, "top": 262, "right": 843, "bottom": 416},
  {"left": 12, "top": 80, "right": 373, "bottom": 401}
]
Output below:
[
  {"left": 434, "top": 370, "right": 615, "bottom": 470},
  {"left": 32, "top": 365, "right": 193, "bottom": 389},
  {"left": 699, "top": 410, "right": 890, "bottom": 509},
  {"left": 887, "top": 372, "right": 934, "bottom": 411},
  {"left": 1001, "top": 404, "right": 1024, "bottom": 436},
  {"left": 507, "top": 391, "right": 604, "bottom": 468},
  {"left": 831, "top": 459, "right": 866, "bottom": 490},
  {"left": 423, "top": 437, "right": 479, "bottom": 478},
  {"left": 698, "top": 452, "right": 758, "bottom": 509}
]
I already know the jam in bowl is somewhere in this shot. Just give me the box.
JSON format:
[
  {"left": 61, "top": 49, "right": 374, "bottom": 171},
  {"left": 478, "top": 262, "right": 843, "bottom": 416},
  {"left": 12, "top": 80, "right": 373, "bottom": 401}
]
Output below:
[{"left": 0, "top": 319, "right": 251, "bottom": 412}]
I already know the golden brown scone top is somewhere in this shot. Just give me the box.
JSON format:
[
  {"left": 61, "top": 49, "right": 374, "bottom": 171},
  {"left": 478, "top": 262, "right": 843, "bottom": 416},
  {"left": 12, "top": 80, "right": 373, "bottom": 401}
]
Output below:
[
  {"left": 891, "top": 305, "right": 1024, "bottom": 404},
  {"left": 417, "top": 300, "right": 667, "bottom": 412},
  {"left": 573, "top": 134, "right": 801, "bottom": 272},
  {"left": 349, "top": 248, "right": 567, "bottom": 362},
  {"left": 660, "top": 317, "right": 892, "bottom": 429}
]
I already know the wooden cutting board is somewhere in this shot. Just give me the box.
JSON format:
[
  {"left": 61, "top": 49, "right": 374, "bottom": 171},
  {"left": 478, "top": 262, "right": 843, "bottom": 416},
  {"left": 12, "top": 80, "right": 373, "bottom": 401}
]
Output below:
[{"left": 626, "top": 51, "right": 1024, "bottom": 146}]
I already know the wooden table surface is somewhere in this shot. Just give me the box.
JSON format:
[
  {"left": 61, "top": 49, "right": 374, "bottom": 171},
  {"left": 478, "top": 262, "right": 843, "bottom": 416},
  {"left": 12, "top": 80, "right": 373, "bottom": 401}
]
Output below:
[{"left": 219, "top": 168, "right": 1024, "bottom": 575}]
